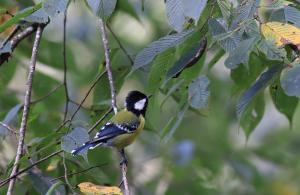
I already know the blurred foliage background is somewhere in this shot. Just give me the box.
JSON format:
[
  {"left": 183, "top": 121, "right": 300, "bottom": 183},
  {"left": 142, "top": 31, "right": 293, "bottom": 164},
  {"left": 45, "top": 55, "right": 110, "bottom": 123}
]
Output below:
[{"left": 1, "top": 0, "right": 300, "bottom": 194}]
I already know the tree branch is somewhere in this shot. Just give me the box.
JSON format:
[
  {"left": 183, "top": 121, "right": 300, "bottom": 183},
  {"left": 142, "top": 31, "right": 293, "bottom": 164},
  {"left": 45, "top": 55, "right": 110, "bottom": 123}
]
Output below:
[
  {"left": 0, "top": 150, "right": 63, "bottom": 188},
  {"left": 99, "top": 19, "right": 117, "bottom": 114},
  {"left": 88, "top": 107, "right": 113, "bottom": 133},
  {"left": 0, "top": 24, "right": 39, "bottom": 65},
  {"left": 99, "top": 18, "right": 129, "bottom": 195},
  {"left": 62, "top": 9, "right": 70, "bottom": 121},
  {"left": 50, "top": 163, "right": 107, "bottom": 182},
  {"left": 62, "top": 152, "right": 74, "bottom": 193},
  {"left": 5, "top": 25, "right": 44, "bottom": 194},
  {"left": 107, "top": 24, "right": 134, "bottom": 65},
  {"left": 69, "top": 70, "right": 107, "bottom": 121},
  {"left": 0, "top": 122, "right": 18, "bottom": 135}
]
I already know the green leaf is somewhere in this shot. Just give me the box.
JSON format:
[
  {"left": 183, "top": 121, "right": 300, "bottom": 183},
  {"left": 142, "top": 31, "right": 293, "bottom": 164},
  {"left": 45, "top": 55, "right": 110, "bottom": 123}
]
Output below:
[
  {"left": 269, "top": 6, "right": 300, "bottom": 28},
  {"left": 225, "top": 37, "right": 259, "bottom": 69},
  {"left": 237, "top": 64, "right": 283, "bottom": 118},
  {"left": 43, "top": 0, "right": 69, "bottom": 17},
  {"left": 217, "top": 0, "right": 233, "bottom": 23},
  {"left": 45, "top": 181, "right": 64, "bottom": 195},
  {"left": 270, "top": 80, "right": 298, "bottom": 127},
  {"left": 160, "top": 79, "right": 184, "bottom": 109},
  {"left": 281, "top": 62, "right": 300, "bottom": 97},
  {"left": 166, "top": 37, "right": 207, "bottom": 79},
  {"left": 0, "top": 3, "right": 43, "bottom": 33},
  {"left": 133, "top": 29, "right": 194, "bottom": 71},
  {"left": 28, "top": 170, "right": 65, "bottom": 195},
  {"left": 234, "top": 0, "right": 260, "bottom": 23},
  {"left": 85, "top": 0, "right": 117, "bottom": 20},
  {"left": 24, "top": 8, "right": 49, "bottom": 24},
  {"left": 161, "top": 104, "right": 189, "bottom": 143},
  {"left": 0, "top": 104, "right": 22, "bottom": 137},
  {"left": 117, "top": 0, "right": 140, "bottom": 22},
  {"left": 240, "top": 94, "right": 265, "bottom": 138},
  {"left": 61, "top": 127, "right": 90, "bottom": 158},
  {"left": 258, "top": 39, "right": 286, "bottom": 61},
  {"left": 188, "top": 75, "right": 210, "bottom": 109},
  {"left": 208, "top": 18, "right": 238, "bottom": 52},
  {"left": 231, "top": 53, "right": 267, "bottom": 90},
  {"left": 207, "top": 48, "right": 225, "bottom": 70},
  {"left": 165, "top": 0, "right": 185, "bottom": 32},
  {"left": 0, "top": 42, "right": 12, "bottom": 55},
  {"left": 148, "top": 49, "right": 175, "bottom": 93},
  {"left": 182, "top": 0, "right": 208, "bottom": 23}
]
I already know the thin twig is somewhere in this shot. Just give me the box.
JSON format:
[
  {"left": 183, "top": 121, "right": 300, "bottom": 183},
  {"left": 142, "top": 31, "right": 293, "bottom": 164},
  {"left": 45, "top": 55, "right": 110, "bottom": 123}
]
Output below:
[
  {"left": 50, "top": 164, "right": 108, "bottom": 182},
  {"left": 0, "top": 150, "right": 63, "bottom": 188},
  {"left": 88, "top": 107, "right": 113, "bottom": 134},
  {"left": 0, "top": 24, "right": 38, "bottom": 65},
  {"left": 69, "top": 70, "right": 107, "bottom": 121},
  {"left": 6, "top": 25, "right": 44, "bottom": 195},
  {"left": 62, "top": 9, "right": 69, "bottom": 121},
  {"left": 0, "top": 25, "right": 20, "bottom": 48},
  {"left": 121, "top": 164, "right": 130, "bottom": 195},
  {"left": 99, "top": 18, "right": 129, "bottom": 195},
  {"left": 62, "top": 152, "right": 74, "bottom": 193},
  {"left": 99, "top": 19, "right": 117, "bottom": 114},
  {"left": 0, "top": 122, "right": 18, "bottom": 135},
  {"left": 107, "top": 24, "right": 134, "bottom": 65},
  {"left": 30, "top": 84, "right": 63, "bottom": 105}
]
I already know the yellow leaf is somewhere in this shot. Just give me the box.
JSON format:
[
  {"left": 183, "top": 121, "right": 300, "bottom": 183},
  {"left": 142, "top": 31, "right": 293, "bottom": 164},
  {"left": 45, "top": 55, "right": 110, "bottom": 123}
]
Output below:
[
  {"left": 78, "top": 182, "right": 123, "bottom": 195},
  {"left": 261, "top": 22, "right": 300, "bottom": 49}
]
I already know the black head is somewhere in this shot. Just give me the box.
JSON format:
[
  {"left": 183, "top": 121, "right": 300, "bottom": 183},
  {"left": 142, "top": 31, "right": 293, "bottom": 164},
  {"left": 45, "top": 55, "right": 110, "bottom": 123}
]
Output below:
[{"left": 125, "top": 90, "right": 148, "bottom": 116}]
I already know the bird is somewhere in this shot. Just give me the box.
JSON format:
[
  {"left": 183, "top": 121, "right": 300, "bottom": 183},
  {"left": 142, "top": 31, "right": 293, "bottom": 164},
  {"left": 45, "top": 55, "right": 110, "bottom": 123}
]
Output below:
[{"left": 71, "top": 90, "right": 149, "bottom": 165}]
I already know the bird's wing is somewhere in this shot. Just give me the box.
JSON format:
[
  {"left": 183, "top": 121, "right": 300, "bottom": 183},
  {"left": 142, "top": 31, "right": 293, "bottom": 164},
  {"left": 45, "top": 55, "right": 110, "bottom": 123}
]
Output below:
[{"left": 93, "top": 110, "right": 140, "bottom": 142}]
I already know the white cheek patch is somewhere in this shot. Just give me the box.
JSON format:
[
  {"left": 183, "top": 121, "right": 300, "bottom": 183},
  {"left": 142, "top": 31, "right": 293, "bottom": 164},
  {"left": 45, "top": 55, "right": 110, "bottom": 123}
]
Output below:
[{"left": 134, "top": 98, "right": 146, "bottom": 110}]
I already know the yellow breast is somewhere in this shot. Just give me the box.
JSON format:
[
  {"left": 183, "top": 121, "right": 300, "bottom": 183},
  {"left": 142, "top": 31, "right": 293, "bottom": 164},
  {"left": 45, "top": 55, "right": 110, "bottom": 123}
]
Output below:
[{"left": 111, "top": 115, "right": 145, "bottom": 150}]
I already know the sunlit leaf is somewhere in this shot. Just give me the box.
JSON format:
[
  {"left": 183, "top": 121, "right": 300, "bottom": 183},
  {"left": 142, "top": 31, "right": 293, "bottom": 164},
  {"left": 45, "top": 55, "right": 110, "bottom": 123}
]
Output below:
[
  {"left": 188, "top": 75, "right": 210, "bottom": 109},
  {"left": 133, "top": 29, "right": 194, "bottom": 70},
  {"left": 261, "top": 22, "right": 300, "bottom": 49},
  {"left": 78, "top": 182, "right": 122, "bottom": 195},
  {"left": 281, "top": 62, "right": 300, "bottom": 97}
]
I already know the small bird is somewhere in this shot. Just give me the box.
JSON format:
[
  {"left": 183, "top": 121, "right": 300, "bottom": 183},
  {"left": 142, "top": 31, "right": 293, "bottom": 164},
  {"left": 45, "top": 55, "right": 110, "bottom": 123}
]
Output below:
[{"left": 71, "top": 90, "right": 149, "bottom": 165}]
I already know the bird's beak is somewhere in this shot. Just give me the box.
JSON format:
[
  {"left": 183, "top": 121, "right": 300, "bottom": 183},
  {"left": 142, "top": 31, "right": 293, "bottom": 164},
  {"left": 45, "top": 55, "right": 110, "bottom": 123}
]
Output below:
[{"left": 147, "top": 94, "right": 153, "bottom": 99}]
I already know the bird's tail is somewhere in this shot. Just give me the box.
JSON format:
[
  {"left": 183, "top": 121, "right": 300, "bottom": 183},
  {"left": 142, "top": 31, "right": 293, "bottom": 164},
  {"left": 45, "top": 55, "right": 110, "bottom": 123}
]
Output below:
[{"left": 71, "top": 141, "right": 103, "bottom": 155}]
